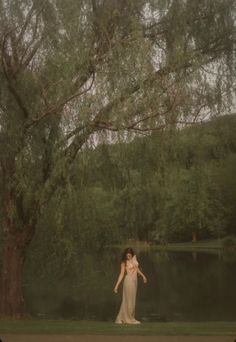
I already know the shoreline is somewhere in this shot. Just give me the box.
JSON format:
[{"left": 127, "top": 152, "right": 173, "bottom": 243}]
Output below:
[
  {"left": 0, "top": 320, "right": 236, "bottom": 336},
  {"left": 1, "top": 335, "right": 235, "bottom": 342},
  {"left": 109, "top": 238, "right": 224, "bottom": 252}
]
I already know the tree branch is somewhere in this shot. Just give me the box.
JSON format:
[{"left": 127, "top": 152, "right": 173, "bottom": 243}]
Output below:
[
  {"left": 1, "top": 32, "right": 30, "bottom": 119},
  {"left": 16, "top": 3, "right": 36, "bottom": 46},
  {"left": 25, "top": 71, "right": 95, "bottom": 129}
]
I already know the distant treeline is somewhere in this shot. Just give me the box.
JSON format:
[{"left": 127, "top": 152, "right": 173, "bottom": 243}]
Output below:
[{"left": 29, "top": 114, "right": 236, "bottom": 268}]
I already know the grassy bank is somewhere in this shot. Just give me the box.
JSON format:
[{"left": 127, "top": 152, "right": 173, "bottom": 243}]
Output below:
[
  {"left": 152, "top": 239, "right": 223, "bottom": 252},
  {"left": 111, "top": 239, "right": 223, "bottom": 252},
  {"left": 0, "top": 320, "right": 236, "bottom": 336}
]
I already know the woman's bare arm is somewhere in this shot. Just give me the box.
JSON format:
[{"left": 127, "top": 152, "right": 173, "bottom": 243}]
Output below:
[
  {"left": 137, "top": 267, "right": 147, "bottom": 283},
  {"left": 113, "top": 262, "right": 125, "bottom": 293}
]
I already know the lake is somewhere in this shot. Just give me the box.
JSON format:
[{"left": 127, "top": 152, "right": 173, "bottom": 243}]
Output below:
[{"left": 24, "top": 248, "right": 236, "bottom": 321}]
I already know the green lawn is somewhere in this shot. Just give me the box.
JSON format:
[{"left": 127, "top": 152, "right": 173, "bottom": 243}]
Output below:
[
  {"left": 152, "top": 239, "right": 223, "bottom": 252},
  {"left": 0, "top": 320, "right": 236, "bottom": 335},
  {"left": 112, "top": 239, "right": 224, "bottom": 253}
]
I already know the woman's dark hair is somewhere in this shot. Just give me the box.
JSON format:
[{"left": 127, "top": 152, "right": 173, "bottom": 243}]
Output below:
[{"left": 121, "top": 247, "right": 135, "bottom": 263}]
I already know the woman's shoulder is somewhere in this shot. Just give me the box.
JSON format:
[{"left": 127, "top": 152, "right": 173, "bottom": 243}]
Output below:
[{"left": 132, "top": 255, "right": 139, "bottom": 265}]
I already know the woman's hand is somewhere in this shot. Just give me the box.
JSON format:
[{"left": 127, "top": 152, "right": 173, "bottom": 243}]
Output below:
[
  {"left": 143, "top": 276, "right": 147, "bottom": 284},
  {"left": 113, "top": 262, "right": 125, "bottom": 294}
]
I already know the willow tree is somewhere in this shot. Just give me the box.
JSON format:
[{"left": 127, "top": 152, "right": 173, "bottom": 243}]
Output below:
[{"left": 0, "top": 0, "right": 235, "bottom": 317}]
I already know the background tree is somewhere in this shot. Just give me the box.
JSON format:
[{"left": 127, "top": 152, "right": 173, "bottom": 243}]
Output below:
[
  {"left": 27, "top": 113, "right": 236, "bottom": 274},
  {"left": 0, "top": 0, "right": 235, "bottom": 317}
]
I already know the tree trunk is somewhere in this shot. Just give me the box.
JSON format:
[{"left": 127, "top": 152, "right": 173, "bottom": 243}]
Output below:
[
  {"left": 192, "top": 231, "right": 197, "bottom": 242},
  {"left": 0, "top": 223, "right": 35, "bottom": 317}
]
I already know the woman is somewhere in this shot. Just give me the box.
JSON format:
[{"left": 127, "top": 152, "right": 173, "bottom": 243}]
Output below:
[{"left": 113, "top": 247, "right": 147, "bottom": 324}]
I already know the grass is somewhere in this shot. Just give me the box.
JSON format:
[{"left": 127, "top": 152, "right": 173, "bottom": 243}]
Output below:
[
  {"left": 151, "top": 239, "right": 223, "bottom": 252},
  {"left": 0, "top": 320, "right": 236, "bottom": 336},
  {"left": 111, "top": 239, "right": 223, "bottom": 253}
]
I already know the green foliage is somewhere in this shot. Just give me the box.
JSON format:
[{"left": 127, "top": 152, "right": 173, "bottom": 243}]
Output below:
[
  {"left": 29, "top": 114, "right": 236, "bottom": 267},
  {"left": 0, "top": 0, "right": 236, "bottom": 314}
]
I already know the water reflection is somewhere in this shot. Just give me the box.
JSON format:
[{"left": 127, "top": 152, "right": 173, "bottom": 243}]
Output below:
[{"left": 24, "top": 248, "right": 236, "bottom": 321}]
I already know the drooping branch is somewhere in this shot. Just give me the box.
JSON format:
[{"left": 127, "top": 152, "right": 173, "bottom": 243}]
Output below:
[
  {"left": 1, "top": 32, "right": 30, "bottom": 119},
  {"left": 40, "top": 124, "right": 98, "bottom": 204},
  {"left": 92, "top": 85, "right": 180, "bottom": 133},
  {"left": 25, "top": 71, "right": 96, "bottom": 129},
  {"left": 21, "top": 35, "right": 44, "bottom": 70},
  {"left": 15, "top": 3, "right": 36, "bottom": 46}
]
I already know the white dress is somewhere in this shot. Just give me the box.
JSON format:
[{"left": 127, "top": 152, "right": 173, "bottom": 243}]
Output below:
[{"left": 115, "top": 255, "right": 140, "bottom": 324}]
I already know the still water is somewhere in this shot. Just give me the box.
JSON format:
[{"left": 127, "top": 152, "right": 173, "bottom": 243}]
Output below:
[{"left": 24, "top": 248, "right": 236, "bottom": 321}]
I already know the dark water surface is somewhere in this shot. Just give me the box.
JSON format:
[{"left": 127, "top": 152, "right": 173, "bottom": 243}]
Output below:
[{"left": 24, "top": 248, "right": 236, "bottom": 321}]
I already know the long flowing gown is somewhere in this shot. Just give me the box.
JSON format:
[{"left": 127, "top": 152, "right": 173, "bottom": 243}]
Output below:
[{"left": 115, "top": 255, "right": 140, "bottom": 324}]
